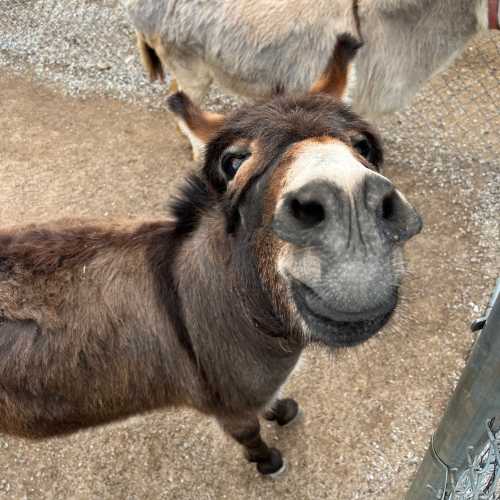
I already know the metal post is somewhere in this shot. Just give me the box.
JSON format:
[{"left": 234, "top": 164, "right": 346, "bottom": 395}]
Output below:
[{"left": 406, "top": 280, "right": 500, "bottom": 499}]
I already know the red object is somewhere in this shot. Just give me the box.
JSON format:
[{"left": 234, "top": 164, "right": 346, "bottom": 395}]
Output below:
[{"left": 489, "top": 0, "right": 499, "bottom": 30}]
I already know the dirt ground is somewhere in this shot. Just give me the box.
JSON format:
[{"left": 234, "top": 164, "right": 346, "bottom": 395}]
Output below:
[{"left": 0, "top": 53, "right": 498, "bottom": 499}]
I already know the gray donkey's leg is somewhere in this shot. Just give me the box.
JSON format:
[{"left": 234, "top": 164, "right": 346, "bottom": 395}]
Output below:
[{"left": 168, "top": 57, "right": 212, "bottom": 105}]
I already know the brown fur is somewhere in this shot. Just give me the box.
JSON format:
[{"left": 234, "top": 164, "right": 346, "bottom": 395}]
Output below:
[
  {"left": 167, "top": 90, "right": 225, "bottom": 143},
  {"left": 0, "top": 219, "right": 202, "bottom": 438},
  {"left": 0, "top": 206, "right": 303, "bottom": 449}
]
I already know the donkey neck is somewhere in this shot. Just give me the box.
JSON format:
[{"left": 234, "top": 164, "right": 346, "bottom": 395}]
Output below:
[{"left": 174, "top": 212, "right": 302, "bottom": 411}]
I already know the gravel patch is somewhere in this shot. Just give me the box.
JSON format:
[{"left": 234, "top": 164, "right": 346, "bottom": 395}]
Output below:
[
  {"left": 0, "top": 0, "right": 240, "bottom": 110},
  {"left": 0, "top": 0, "right": 167, "bottom": 105}
]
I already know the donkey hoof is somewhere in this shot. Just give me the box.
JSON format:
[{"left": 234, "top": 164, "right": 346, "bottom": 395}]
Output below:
[
  {"left": 273, "top": 398, "right": 301, "bottom": 426},
  {"left": 278, "top": 399, "right": 299, "bottom": 426},
  {"left": 266, "top": 459, "right": 287, "bottom": 479},
  {"left": 281, "top": 407, "right": 304, "bottom": 428},
  {"left": 257, "top": 448, "right": 285, "bottom": 477}
]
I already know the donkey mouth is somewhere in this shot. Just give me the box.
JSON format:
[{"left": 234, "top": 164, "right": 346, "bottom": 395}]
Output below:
[{"left": 290, "top": 278, "right": 396, "bottom": 347}]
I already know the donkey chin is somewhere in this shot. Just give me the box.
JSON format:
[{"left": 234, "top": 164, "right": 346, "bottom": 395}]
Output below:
[{"left": 283, "top": 253, "right": 402, "bottom": 348}]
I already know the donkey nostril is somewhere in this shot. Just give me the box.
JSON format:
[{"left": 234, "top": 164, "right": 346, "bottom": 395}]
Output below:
[
  {"left": 290, "top": 198, "right": 325, "bottom": 228},
  {"left": 381, "top": 192, "right": 397, "bottom": 222},
  {"left": 377, "top": 189, "right": 409, "bottom": 241}
]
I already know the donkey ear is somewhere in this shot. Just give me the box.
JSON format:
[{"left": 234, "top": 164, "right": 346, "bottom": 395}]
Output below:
[
  {"left": 309, "top": 33, "right": 362, "bottom": 101},
  {"left": 167, "top": 91, "right": 225, "bottom": 149}
]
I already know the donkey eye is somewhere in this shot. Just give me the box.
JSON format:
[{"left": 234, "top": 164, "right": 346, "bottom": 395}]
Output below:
[
  {"left": 221, "top": 152, "right": 251, "bottom": 179},
  {"left": 352, "top": 136, "right": 373, "bottom": 162}
]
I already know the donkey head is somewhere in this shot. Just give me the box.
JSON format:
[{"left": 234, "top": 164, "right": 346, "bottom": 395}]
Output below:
[{"left": 167, "top": 34, "right": 422, "bottom": 348}]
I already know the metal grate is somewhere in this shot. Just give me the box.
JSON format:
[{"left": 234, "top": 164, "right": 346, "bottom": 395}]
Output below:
[
  {"left": 426, "top": 420, "right": 500, "bottom": 500},
  {"left": 450, "top": 421, "right": 500, "bottom": 500}
]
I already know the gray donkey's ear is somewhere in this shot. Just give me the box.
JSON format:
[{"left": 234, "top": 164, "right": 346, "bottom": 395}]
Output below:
[{"left": 309, "top": 33, "right": 362, "bottom": 101}]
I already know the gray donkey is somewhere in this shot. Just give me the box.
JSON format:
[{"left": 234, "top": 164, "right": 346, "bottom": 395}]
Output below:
[{"left": 126, "top": 0, "right": 498, "bottom": 117}]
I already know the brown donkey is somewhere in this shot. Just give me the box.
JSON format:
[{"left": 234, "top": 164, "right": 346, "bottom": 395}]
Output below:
[{"left": 0, "top": 35, "right": 421, "bottom": 477}]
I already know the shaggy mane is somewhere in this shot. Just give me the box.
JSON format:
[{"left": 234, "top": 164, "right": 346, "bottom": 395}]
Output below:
[{"left": 168, "top": 173, "right": 213, "bottom": 235}]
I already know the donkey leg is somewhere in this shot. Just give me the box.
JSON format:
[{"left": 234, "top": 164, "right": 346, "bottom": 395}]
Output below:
[
  {"left": 264, "top": 398, "right": 300, "bottom": 426},
  {"left": 218, "top": 415, "right": 285, "bottom": 477},
  {"left": 173, "top": 64, "right": 212, "bottom": 106},
  {"left": 167, "top": 78, "right": 178, "bottom": 93}
]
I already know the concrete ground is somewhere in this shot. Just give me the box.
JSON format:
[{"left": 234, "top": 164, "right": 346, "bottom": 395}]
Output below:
[{"left": 0, "top": 35, "right": 498, "bottom": 500}]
